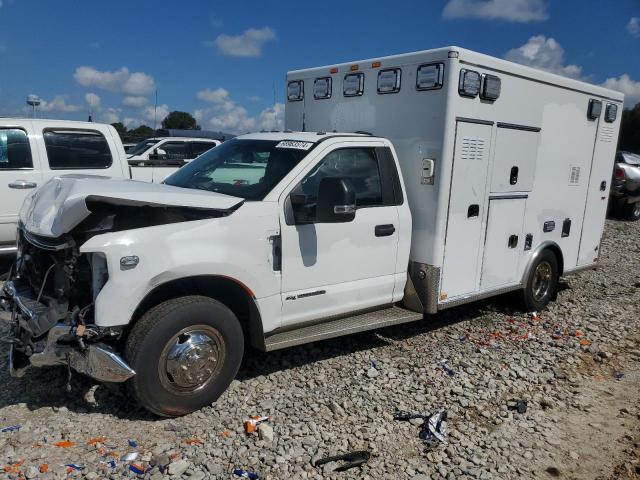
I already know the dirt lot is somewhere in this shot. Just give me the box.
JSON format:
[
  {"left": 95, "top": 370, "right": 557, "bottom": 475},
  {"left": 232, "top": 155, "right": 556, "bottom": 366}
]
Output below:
[{"left": 1, "top": 219, "right": 639, "bottom": 479}]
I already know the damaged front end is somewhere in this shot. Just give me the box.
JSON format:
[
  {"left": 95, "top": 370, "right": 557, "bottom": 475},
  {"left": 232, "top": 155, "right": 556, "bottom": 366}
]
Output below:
[{"left": 1, "top": 229, "right": 135, "bottom": 383}]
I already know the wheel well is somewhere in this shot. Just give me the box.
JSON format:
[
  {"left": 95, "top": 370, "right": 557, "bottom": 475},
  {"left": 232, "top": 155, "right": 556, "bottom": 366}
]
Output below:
[
  {"left": 129, "top": 275, "right": 263, "bottom": 347},
  {"left": 545, "top": 244, "right": 564, "bottom": 276}
]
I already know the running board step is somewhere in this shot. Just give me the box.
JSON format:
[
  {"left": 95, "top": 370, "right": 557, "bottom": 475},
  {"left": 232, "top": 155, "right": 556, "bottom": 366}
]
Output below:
[{"left": 263, "top": 306, "right": 423, "bottom": 351}]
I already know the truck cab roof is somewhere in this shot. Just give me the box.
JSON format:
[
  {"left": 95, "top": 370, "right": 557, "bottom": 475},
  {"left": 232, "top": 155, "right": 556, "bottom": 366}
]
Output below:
[{"left": 237, "top": 131, "right": 382, "bottom": 143}]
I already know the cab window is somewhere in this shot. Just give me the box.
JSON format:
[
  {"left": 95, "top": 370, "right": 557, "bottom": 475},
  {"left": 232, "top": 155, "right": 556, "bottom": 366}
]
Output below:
[
  {"left": 0, "top": 128, "right": 33, "bottom": 170},
  {"left": 44, "top": 129, "right": 112, "bottom": 169}
]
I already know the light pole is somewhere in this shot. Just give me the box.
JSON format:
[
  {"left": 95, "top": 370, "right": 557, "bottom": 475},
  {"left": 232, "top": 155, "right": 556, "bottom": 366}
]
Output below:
[{"left": 26, "top": 95, "right": 41, "bottom": 118}]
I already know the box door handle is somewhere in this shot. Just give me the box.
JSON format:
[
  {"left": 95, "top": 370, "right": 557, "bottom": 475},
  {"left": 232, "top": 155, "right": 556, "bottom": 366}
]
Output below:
[
  {"left": 467, "top": 204, "right": 479, "bottom": 218},
  {"left": 508, "top": 235, "right": 518, "bottom": 248},
  {"left": 9, "top": 180, "right": 37, "bottom": 189},
  {"left": 510, "top": 166, "right": 519, "bottom": 185},
  {"left": 375, "top": 224, "right": 395, "bottom": 237}
]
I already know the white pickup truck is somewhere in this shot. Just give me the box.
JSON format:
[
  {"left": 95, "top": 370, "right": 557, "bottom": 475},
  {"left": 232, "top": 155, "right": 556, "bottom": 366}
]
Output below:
[
  {"left": 1, "top": 47, "right": 622, "bottom": 417},
  {"left": 0, "top": 119, "right": 216, "bottom": 254}
]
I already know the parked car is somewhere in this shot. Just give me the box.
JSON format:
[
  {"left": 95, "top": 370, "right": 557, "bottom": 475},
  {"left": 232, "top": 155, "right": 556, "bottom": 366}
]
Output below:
[
  {"left": 610, "top": 151, "right": 640, "bottom": 220},
  {"left": 0, "top": 47, "right": 622, "bottom": 417},
  {"left": 0, "top": 119, "right": 211, "bottom": 254}
]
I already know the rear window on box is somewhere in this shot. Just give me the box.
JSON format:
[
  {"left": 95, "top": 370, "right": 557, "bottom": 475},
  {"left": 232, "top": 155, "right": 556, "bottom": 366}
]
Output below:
[
  {"left": 416, "top": 63, "right": 444, "bottom": 90},
  {"left": 343, "top": 73, "right": 364, "bottom": 97},
  {"left": 44, "top": 129, "right": 112, "bottom": 169},
  {"left": 459, "top": 69, "right": 481, "bottom": 97},
  {"left": 480, "top": 74, "right": 501, "bottom": 101}
]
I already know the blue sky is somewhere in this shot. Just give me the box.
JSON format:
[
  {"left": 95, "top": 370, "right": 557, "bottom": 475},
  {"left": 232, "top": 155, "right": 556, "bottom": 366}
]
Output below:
[{"left": 0, "top": 0, "right": 638, "bottom": 133}]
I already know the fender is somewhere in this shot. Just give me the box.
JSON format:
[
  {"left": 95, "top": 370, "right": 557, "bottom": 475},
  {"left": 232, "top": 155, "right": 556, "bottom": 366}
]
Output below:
[{"left": 520, "top": 240, "right": 564, "bottom": 285}]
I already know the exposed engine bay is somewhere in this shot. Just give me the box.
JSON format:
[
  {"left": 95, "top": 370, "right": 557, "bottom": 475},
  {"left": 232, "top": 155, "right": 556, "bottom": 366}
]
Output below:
[{"left": 1, "top": 189, "right": 240, "bottom": 384}]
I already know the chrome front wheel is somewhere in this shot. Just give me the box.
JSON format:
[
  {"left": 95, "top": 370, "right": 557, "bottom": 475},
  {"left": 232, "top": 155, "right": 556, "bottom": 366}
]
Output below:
[{"left": 532, "top": 261, "right": 553, "bottom": 302}]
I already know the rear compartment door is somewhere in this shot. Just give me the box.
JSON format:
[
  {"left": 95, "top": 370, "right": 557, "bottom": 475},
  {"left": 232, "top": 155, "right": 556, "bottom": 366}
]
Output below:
[
  {"left": 441, "top": 121, "right": 492, "bottom": 299},
  {"left": 480, "top": 197, "right": 527, "bottom": 289},
  {"left": 577, "top": 112, "right": 619, "bottom": 266}
]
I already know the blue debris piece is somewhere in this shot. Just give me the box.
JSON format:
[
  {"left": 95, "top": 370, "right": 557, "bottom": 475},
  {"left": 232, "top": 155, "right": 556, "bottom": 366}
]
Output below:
[
  {"left": 128, "top": 439, "right": 138, "bottom": 448},
  {"left": 0, "top": 425, "right": 21, "bottom": 433},
  {"left": 615, "top": 372, "right": 624, "bottom": 380},
  {"left": 107, "top": 460, "right": 117, "bottom": 469},
  {"left": 129, "top": 464, "right": 146, "bottom": 475},
  {"left": 440, "top": 362, "right": 456, "bottom": 377},
  {"left": 233, "top": 468, "right": 260, "bottom": 479},
  {"left": 65, "top": 464, "right": 85, "bottom": 471}
]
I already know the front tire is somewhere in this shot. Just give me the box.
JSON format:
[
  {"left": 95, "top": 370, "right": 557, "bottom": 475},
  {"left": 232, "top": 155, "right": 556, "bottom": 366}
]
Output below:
[
  {"left": 522, "top": 250, "right": 559, "bottom": 312},
  {"left": 124, "top": 296, "right": 244, "bottom": 417}
]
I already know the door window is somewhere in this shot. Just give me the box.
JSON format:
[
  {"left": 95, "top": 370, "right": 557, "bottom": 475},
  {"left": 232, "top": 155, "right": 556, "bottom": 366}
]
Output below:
[
  {"left": 0, "top": 129, "right": 33, "bottom": 170},
  {"left": 190, "top": 141, "right": 215, "bottom": 158},
  {"left": 300, "top": 148, "right": 383, "bottom": 208},
  {"left": 43, "top": 129, "right": 112, "bottom": 169}
]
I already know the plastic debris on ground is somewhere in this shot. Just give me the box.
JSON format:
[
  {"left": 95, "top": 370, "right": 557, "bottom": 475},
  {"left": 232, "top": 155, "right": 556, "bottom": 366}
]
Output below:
[
  {"left": 233, "top": 468, "right": 260, "bottom": 479},
  {"left": 87, "top": 437, "right": 107, "bottom": 445},
  {"left": 64, "top": 463, "right": 84, "bottom": 471},
  {"left": 53, "top": 440, "right": 76, "bottom": 448},
  {"left": 615, "top": 372, "right": 625, "bottom": 380},
  {"left": 394, "top": 409, "right": 448, "bottom": 450},
  {"left": 507, "top": 399, "right": 528, "bottom": 414},
  {"left": 185, "top": 438, "right": 204, "bottom": 446},
  {"left": 0, "top": 424, "right": 21, "bottom": 433},
  {"left": 313, "top": 450, "right": 371, "bottom": 472},
  {"left": 121, "top": 452, "right": 139, "bottom": 462},
  {"left": 128, "top": 439, "right": 138, "bottom": 448},
  {"left": 244, "top": 415, "right": 269, "bottom": 434},
  {"left": 439, "top": 361, "right": 456, "bottom": 376},
  {"left": 129, "top": 463, "right": 146, "bottom": 475},
  {"left": 39, "top": 464, "right": 49, "bottom": 473}
]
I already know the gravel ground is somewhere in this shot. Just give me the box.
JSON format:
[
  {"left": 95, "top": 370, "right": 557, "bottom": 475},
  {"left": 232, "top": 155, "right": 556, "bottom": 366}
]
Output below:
[{"left": 1, "top": 219, "right": 639, "bottom": 480}]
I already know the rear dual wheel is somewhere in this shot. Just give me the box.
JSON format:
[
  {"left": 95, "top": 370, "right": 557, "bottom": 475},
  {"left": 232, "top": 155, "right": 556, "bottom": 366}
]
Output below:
[
  {"left": 124, "top": 296, "right": 244, "bottom": 417},
  {"left": 522, "top": 249, "right": 559, "bottom": 312}
]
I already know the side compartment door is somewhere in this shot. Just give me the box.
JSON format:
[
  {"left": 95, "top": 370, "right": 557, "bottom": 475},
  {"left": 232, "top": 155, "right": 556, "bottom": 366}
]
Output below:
[
  {"left": 279, "top": 143, "right": 400, "bottom": 327},
  {"left": 480, "top": 198, "right": 527, "bottom": 289},
  {"left": 577, "top": 108, "right": 620, "bottom": 266},
  {"left": 441, "top": 121, "right": 492, "bottom": 299}
]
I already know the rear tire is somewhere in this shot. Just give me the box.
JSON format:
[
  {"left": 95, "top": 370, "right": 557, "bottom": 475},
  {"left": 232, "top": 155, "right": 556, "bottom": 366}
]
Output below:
[
  {"left": 124, "top": 296, "right": 244, "bottom": 417},
  {"left": 623, "top": 201, "right": 640, "bottom": 221},
  {"left": 522, "top": 250, "right": 559, "bottom": 312}
]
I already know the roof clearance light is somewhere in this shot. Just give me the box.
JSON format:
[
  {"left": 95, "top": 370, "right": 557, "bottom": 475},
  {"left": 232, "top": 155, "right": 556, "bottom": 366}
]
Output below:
[
  {"left": 480, "top": 74, "right": 501, "bottom": 101},
  {"left": 344, "top": 72, "right": 365, "bottom": 97},
  {"left": 458, "top": 69, "right": 481, "bottom": 97},
  {"left": 587, "top": 99, "right": 602, "bottom": 120},
  {"left": 377, "top": 68, "right": 401, "bottom": 94},
  {"left": 416, "top": 63, "right": 444, "bottom": 90},
  {"left": 287, "top": 80, "right": 304, "bottom": 102},
  {"left": 605, "top": 103, "right": 618, "bottom": 123},
  {"left": 372, "top": 61, "right": 381, "bottom": 68},
  {"left": 314, "top": 77, "right": 332, "bottom": 100},
  {"left": 350, "top": 64, "right": 359, "bottom": 72},
  {"left": 330, "top": 67, "right": 338, "bottom": 74}
]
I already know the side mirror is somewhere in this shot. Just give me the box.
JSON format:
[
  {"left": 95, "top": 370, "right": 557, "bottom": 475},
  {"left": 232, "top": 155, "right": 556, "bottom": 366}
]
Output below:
[
  {"left": 150, "top": 148, "right": 167, "bottom": 161},
  {"left": 316, "top": 177, "right": 356, "bottom": 223}
]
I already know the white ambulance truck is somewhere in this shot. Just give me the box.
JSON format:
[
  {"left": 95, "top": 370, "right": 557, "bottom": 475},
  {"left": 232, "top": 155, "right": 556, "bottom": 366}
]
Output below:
[
  {"left": 285, "top": 46, "right": 624, "bottom": 313},
  {"left": 1, "top": 47, "right": 623, "bottom": 416}
]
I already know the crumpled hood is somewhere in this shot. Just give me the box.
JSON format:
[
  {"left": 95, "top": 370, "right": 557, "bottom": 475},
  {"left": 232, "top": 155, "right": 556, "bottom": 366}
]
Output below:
[{"left": 20, "top": 175, "right": 243, "bottom": 238}]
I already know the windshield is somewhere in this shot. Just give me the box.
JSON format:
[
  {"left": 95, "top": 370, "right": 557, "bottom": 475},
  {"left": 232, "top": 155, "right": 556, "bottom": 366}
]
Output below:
[
  {"left": 127, "top": 139, "right": 160, "bottom": 157},
  {"left": 163, "top": 139, "right": 310, "bottom": 200}
]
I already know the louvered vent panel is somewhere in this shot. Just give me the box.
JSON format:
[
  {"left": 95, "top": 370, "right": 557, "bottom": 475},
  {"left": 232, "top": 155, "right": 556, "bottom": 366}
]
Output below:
[
  {"left": 599, "top": 125, "right": 614, "bottom": 143},
  {"left": 568, "top": 166, "right": 581, "bottom": 185},
  {"left": 460, "top": 137, "right": 486, "bottom": 161}
]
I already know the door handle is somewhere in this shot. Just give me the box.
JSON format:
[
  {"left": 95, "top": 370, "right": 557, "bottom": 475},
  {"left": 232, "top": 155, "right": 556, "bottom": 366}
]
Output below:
[
  {"left": 375, "top": 224, "right": 395, "bottom": 237},
  {"left": 9, "top": 180, "right": 37, "bottom": 189}
]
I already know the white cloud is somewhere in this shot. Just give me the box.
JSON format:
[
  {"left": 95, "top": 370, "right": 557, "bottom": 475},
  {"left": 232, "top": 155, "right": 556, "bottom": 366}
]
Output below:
[
  {"left": 123, "top": 117, "right": 143, "bottom": 128},
  {"left": 141, "top": 103, "right": 170, "bottom": 125},
  {"left": 443, "top": 0, "right": 547, "bottom": 22},
  {"left": 74, "top": 66, "right": 156, "bottom": 95},
  {"left": 602, "top": 74, "right": 640, "bottom": 107},
  {"left": 212, "top": 27, "right": 275, "bottom": 57},
  {"left": 101, "top": 107, "right": 121, "bottom": 124},
  {"left": 85, "top": 92, "right": 101, "bottom": 112},
  {"left": 628, "top": 17, "right": 640, "bottom": 38},
  {"left": 195, "top": 86, "right": 284, "bottom": 133},
  {"left": 247, "top": 95, "right": 261, "bottom": 102},
  {"left": 504, "top": 35, "right": 583, "bottom": 79},
  {"left": 37, "top": 95, "right": 83, "bottom": 113},
  {"left": 122, "top": 95, "right": 148, "bottom": 107}
]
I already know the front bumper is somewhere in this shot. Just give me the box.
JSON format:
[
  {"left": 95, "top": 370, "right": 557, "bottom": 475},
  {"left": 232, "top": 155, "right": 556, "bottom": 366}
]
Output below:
[{"left": 1, "top": 280, "right": 135, "bottom": 383}]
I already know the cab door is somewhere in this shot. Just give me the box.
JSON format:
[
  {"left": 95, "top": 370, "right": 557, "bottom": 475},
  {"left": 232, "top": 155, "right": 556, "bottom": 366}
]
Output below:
[
  {"left": 0, "top": 122, "right": 43, "bottom": 248},
  {"left": 279, "top": 142, "right": 401, "bottom": 326}
]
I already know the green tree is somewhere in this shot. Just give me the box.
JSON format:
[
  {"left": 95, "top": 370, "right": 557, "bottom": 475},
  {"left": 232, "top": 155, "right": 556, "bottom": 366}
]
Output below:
[
  {"left": 161, "top": 111, "right": 199, "bottom": 130},
  {"left": 619, "top": 102, "right": 640, "bottom": 154},
  {"left": 129, "top": 125, "right": 155, "bottom": 138},
  {"left": 110, "top": 122, "right": 127, "bottom": 134}
]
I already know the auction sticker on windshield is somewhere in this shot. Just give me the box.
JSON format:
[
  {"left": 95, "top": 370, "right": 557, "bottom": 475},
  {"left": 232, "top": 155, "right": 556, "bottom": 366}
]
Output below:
[{"left": 275, "top": 140, "right": 314, "bottom": 150}]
